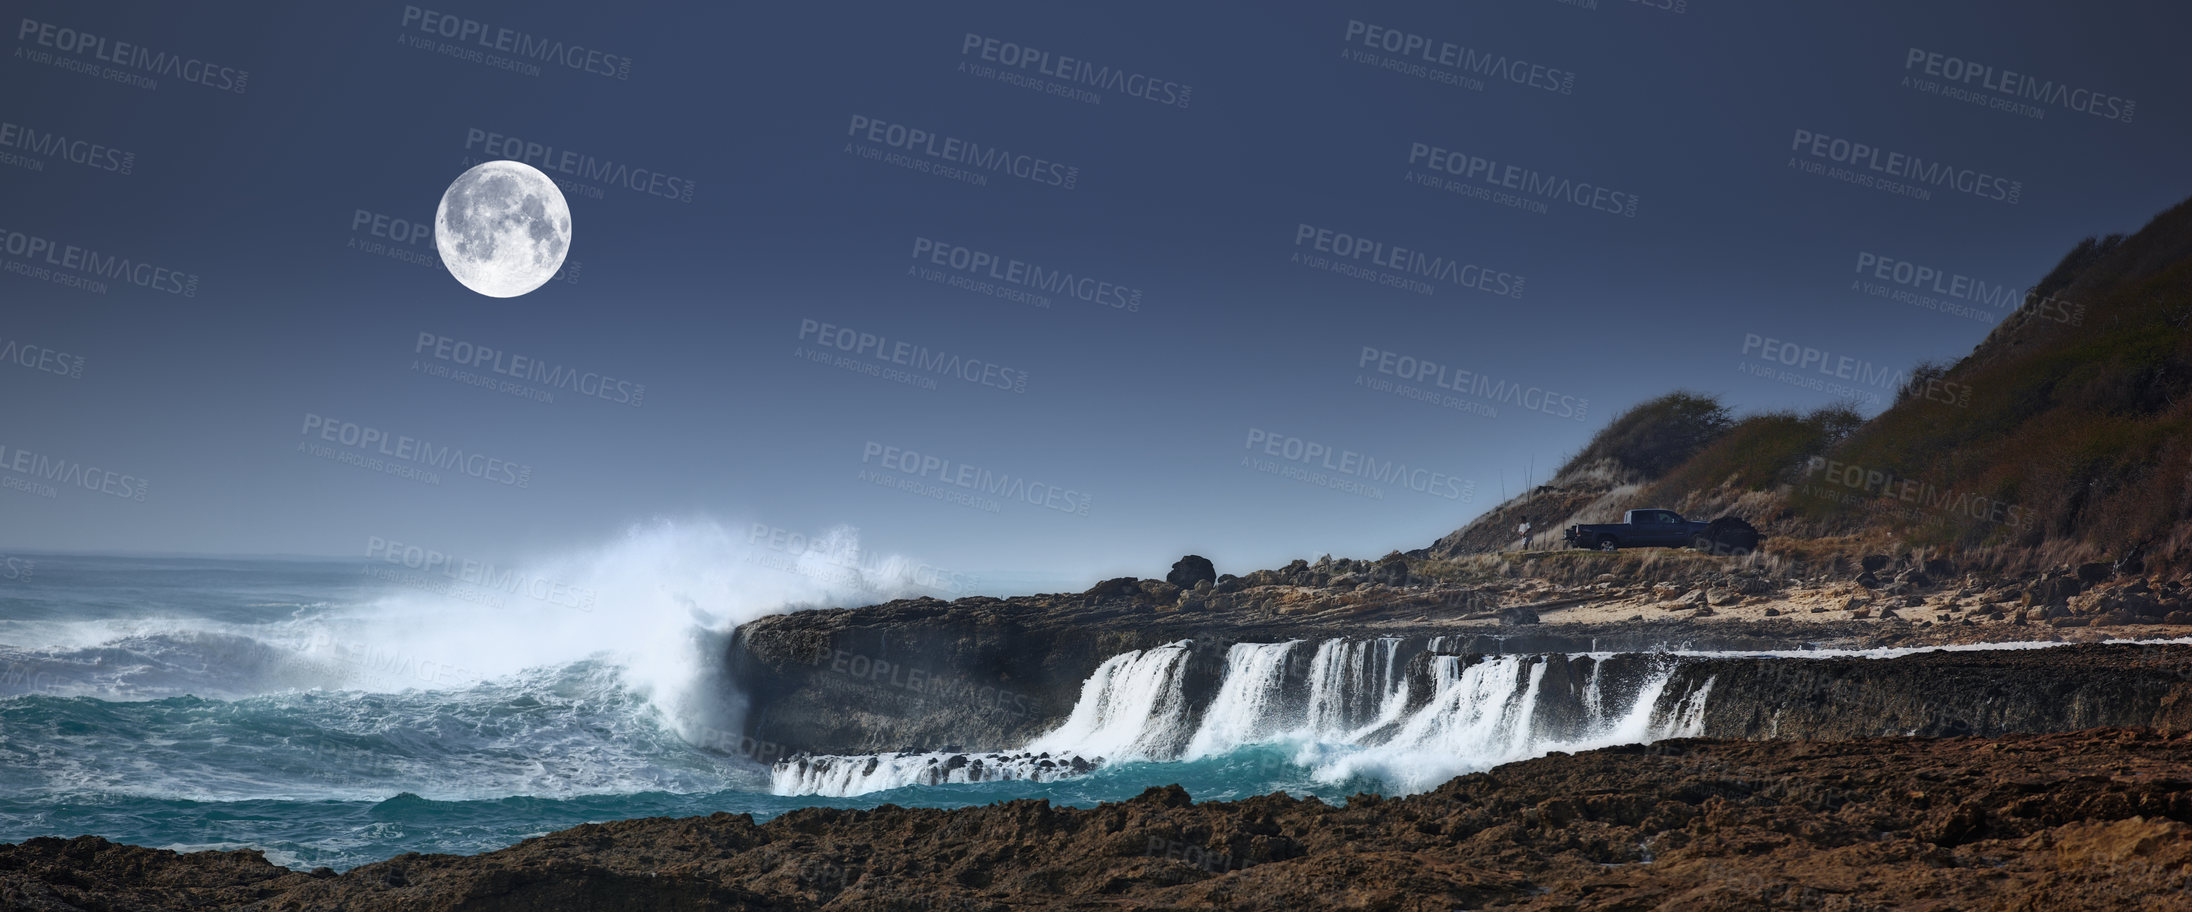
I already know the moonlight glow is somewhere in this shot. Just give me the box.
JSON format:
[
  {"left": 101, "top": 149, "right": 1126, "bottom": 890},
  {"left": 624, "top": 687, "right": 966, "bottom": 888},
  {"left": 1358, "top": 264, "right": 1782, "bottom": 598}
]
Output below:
[{"left": 434, "top": 160, "right": 572, "bottom": 298}]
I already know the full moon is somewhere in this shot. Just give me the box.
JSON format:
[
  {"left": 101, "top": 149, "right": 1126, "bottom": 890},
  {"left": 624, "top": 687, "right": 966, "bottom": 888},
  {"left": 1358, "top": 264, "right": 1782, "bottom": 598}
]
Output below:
[{"left": 434, "top": 160, "right": 571, "bottom": 298}]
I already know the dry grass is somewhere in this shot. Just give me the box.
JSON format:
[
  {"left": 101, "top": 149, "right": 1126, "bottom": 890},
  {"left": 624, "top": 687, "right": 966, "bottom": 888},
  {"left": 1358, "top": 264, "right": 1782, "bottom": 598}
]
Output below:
[{"left": 1439, "top": 195, "right": 2192, "bottom": 579}]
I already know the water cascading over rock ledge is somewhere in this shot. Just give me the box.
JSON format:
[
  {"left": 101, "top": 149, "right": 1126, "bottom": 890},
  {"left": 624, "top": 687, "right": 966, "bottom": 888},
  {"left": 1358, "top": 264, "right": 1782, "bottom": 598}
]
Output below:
[
  {"left": 771, "top": 637, "right": 1714, "bottom": 796},
  {"left": 755, "top": 637, "right": 2192, "bottom": 797}
]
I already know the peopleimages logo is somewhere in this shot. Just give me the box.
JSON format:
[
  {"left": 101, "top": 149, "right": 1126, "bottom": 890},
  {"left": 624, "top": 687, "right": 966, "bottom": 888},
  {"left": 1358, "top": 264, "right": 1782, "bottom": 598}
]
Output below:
[
  {"left": 1357, "top": 346, "right": 1587, "bottom": 420},
  {"left": 911, "top": 237, "right": 1140, "bottom": 311},
  {"left": 363, "top": 536, "right": 596, "bottom": 612},
  {"left": 859, "top": 442, "right": 1092, "bottom": 516},
  {"left": 399, "top": 6, "right": 633, "bottom": 80},
  {"left": 1341, "top": 20, "right": 1575, "bottom": 95},
  {"left": 1789, "top": 129, "right": 2022, "bottom": 203},
  {"left": 1853, "top": 252, "right": 2026, "bottom": 310},
  {"left": 16, "top": 18, "right": 250, "bottom": 93},
  {"left": 796, "top": 318, "right": 1029, "bottom": 393},
  {"left": 299, "top": 413, "right": 532, "bottom": 488},
  {"left": 1740, "top": 333, "right": 1905, "bottom": 390},
  {"left": 846, "top": 115, "right": 1080, "bottom": 189},
  {"left": 1243, "top": 428, "right": 1471, "bottom": 500},
  {"left": 1802, "top": 457, "right": 2033, "bottom": 531},
  {"left": 1292, "top": 223, "right": 1524, "bottom": 298},
  {"left": 414, "top": 332, "right": 644, "bottom": 406},
  {"left": 0, "top": 228, "right": 198, "bottom": 296},
  {"left": 746, "top": 523, "right": 978, "bottom": 598},
  {"left": 0, "top": 443, "right": 148, "bottom": 501},
  {"left": 1850, "top": 252, "right": 2084, "bottom": 325},
  {"left": 958, "top": 33, "right": 1191, "bottom": 108},
  {"left": 462, "top": 128, "right": 696, "bottom": 203},
  {"left": 1903, "top": 48, "right": 2134, "bottom": 123},
  {"left": 0, "top": 120, "right": 134, "bottom": 174},
  {"left": 1406, "top": 142, "right": 1638, "bottom": 218},
  {"left": 0, "top": 336, "right": 85, "bottom": 379}
]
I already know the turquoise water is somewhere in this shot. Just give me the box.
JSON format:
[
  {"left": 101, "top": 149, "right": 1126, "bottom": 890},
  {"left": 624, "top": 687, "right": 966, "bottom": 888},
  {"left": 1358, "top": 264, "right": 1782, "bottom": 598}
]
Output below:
[{"left": 0, "top": 554, "right": 1340, "bottom": 871}]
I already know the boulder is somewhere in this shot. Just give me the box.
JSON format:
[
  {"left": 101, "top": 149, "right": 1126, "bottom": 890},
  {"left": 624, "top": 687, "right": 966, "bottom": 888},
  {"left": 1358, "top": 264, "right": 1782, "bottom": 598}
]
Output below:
[
  {"left": 1084, "top": 577, "right": 1144, "bottom": 601},
  {"left": 2024, "top": 574, "right": 2084, "bottom": 607},
  {"left": 1165, "top": 555, "right": 1217, "bottom": 589},
  {"left": 1138, "top": 580, "right": 1182, "bottom": 604},
  {"left": 1860, "top": 554, "right": 1891, "bottom": 573},
  {"left": 1369, "top": 560, "right": 1411, "bottom": 587},
  {"left": 1499, "top": 605, "right": 1540, "bottom": 626},
  {"left": 1856, "top": 572, "right": 1882, "bottom": 589}
]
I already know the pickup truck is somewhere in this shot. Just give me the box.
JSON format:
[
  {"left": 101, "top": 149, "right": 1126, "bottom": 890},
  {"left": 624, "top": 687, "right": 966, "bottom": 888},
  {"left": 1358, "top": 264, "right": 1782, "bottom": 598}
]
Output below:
[{"left": 1563, "top": 509, "right": 1760, "bottom": 554}]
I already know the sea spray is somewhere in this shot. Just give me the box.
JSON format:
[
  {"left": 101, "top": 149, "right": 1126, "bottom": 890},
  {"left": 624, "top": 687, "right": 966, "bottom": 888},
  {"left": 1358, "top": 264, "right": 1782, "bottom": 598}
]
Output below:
[{"left": 293, "top": 519, "right": 957, "bottom": 745}]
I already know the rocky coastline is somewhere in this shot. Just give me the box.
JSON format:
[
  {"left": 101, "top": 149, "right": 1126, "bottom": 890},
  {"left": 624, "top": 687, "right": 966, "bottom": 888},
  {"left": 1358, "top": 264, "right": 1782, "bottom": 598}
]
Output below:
[
  {"left": 732, "top": 550, "right": 2192, "bottom": 757},
  {"left": 9, "top": 728, "right": 2190, "bottom": 910},
  {"left": 9, "top": 552, "right": 2192, "bottom": 910}
]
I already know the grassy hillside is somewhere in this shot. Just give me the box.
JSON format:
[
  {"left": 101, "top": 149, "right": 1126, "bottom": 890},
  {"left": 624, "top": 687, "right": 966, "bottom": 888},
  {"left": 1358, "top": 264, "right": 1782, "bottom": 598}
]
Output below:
[
  {"left": 1435, "top": 193, "right": 2192, "bottom": 573},
  {"left": 1428, "top": 392, "right": 1735, "bottom": 556},
  {"left": 1796, "top": 196, "right": 2192, "bottom": 567}
]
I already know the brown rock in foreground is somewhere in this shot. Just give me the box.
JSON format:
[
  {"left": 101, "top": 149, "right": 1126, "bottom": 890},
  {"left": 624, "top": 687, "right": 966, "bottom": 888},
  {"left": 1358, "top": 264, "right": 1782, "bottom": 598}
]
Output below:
[{"left": 6, "top": 730, "right": 2192, "bottom": 911}]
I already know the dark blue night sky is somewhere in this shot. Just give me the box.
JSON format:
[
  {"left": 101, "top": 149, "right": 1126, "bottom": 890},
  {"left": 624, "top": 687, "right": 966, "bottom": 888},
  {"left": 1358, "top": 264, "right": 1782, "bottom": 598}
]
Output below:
[{"left": 4, "top": 0, "right": 2188, "bottom": 587}]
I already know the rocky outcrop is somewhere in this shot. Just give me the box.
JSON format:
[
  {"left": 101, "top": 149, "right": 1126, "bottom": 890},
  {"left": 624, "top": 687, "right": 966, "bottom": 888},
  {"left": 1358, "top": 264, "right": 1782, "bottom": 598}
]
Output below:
[
  {"left": 719, "top": 541, "right": 2192, "bottom": 759},
  {"left": 1165, "top": 555, "right": 1216, "bottom": 589},
  {"left": 729, "top": 568, "right": 2192, "bottom": 758},
  {"left": 11, "top": 730, "right": 2192, "bottom": 910},
  {"left": 1671, "top": 644, "right": 2192, "bottom": 740},
  {"left": 727, "top": 571, "right": 1507, "bottom": 756}
]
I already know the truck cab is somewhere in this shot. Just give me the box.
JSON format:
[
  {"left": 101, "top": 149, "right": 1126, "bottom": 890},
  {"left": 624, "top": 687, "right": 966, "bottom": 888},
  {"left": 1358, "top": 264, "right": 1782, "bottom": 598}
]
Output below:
[{"left": 1618, "top": 509, "right": 1694, "bottom": 547}]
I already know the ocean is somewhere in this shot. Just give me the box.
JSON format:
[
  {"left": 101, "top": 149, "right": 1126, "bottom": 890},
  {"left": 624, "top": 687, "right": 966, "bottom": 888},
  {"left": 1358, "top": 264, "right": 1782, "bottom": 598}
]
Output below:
[
  {"left": 10, "top": 542, "right": 2136, "bottom": 873},
  {"left": 0, "top": 542, "right": 1353, "bottom": 872}
]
